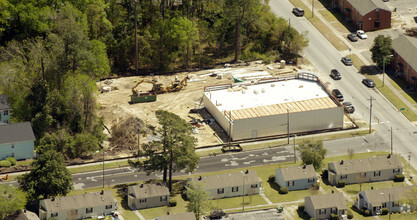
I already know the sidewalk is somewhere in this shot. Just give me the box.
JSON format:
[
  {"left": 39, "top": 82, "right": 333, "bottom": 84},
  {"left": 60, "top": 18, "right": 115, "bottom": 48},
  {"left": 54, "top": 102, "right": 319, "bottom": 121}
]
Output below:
[{"left": 298, "top": 0, "right": 417, "bottom": 122}]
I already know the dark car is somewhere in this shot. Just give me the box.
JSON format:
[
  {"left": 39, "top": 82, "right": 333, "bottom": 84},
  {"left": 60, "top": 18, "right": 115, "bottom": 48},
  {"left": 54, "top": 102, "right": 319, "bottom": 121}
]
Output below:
[
  {"left": 332, "top": 89, "right": 344, "bottom": 102},
  {"left": 362, "top": 79, "right": 376, "bottom": 88},
  {"left": 343, "top": 102, "right": 355, "bottom": 113},
  {"left": 330, "top": 69, "right": 341, "bottom": 80},
  {"left": 347, "top": 33, "right": 358, "bottom": 42},
  {"left": 293, "top": 7, "right": 304, "bottom": 17},
  {"left": 341, "top": 57, "right": 353, "bottom": 66}
]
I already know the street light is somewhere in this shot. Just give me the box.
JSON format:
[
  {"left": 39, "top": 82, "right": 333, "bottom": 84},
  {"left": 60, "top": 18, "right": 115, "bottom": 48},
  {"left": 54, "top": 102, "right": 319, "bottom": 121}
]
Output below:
[
  {"left": 382, "top": 55, "right": 393, "bottom": 87},
  {"left": 293, "top": 135, "right": 297, "bottom": 163}
]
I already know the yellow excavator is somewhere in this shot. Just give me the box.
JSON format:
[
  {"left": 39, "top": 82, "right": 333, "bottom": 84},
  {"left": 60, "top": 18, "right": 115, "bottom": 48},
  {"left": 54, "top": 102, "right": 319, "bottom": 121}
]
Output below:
[{"left": 131, "top": 79, "right": 166, "bottom": 95}]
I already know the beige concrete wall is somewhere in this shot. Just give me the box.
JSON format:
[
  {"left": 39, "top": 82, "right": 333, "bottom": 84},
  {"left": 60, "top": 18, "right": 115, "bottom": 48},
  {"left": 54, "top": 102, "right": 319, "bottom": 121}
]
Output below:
[
  {"left": 128, "top": 195, "right": 169, "bottom": 210},
  {"left": 207, "top": 181, "right": 261, "bottom": 199},
  {"left": 231, "top": 107, "right": 344, "bottom": 140},
  {"left": 203, "top": 93, "right": 232, "bottom": 136}
]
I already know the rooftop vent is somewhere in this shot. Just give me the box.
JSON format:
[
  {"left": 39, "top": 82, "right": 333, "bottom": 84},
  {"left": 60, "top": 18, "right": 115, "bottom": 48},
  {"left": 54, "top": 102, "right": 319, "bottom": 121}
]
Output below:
[
  {"left": 100, "top": 190, "right": 104, "bottom": 195},
  {"left": 198, "top": 176, "right": 202, "bottom": 181},
  {"left": 388, "top": 154, "right": 391, "bottom": 158},
  {"left": 340, "top": 160, "right": 344, "bottom": 165},
  {"left": 140, "top": 184, "right": 144, "bottom": 188},
  {"left": 271, "top": 84, "right": 275, "bottom": 87},
  {"left": 245, "top": 170, "right": 249, "bottom": 174},
  {"left": 303, "top": 164, "right": 306, "bottom": 169}
]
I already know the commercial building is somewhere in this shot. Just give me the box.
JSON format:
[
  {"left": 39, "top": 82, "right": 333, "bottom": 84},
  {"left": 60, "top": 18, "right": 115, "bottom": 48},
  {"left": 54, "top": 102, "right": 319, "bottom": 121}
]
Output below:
[{"left": 203, "top": 73, "right": 344, "bottom": 140}]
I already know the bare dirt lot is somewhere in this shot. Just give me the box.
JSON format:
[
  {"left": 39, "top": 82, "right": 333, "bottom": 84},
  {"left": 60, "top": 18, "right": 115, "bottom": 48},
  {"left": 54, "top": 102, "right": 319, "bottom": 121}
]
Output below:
[{"left": 96, "top": 62, "right": 297, "bottom": 156}]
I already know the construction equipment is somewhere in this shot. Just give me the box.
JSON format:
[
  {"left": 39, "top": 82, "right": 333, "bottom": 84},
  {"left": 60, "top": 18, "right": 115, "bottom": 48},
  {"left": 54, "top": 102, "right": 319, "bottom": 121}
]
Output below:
[
  {"left": 165, "top": 76, "right": 188, "bottom": 92},
  {"left": 132, "top": 79, "right": 161, "bottom": 95},
  {"left": 131, "top": 76, "right": 188, "bottom": 98}
]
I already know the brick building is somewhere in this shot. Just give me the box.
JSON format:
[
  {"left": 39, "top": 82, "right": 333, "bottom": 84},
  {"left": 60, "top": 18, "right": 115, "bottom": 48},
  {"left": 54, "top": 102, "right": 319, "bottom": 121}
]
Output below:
[
  {"left": 391, "top": 35, "right": 417, "bottom": 86},
  {"left": 333, "top": 0, "right": 391, "bottom": 31}
]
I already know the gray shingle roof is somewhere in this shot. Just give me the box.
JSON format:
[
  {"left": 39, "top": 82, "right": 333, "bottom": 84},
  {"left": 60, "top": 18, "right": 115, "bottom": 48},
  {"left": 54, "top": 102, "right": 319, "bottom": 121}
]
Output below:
[
  {"left": 191, "top": 170, "right": 260, "bottom": 190},
  {"left": 305, "top": 193, "right": 347, "bottom": 210},
  {"left": 277, "top": 165, "right": 319, "bottom": 181},
  {"left": 362, "top": 186, "right": 415, "bottom": 206},
  {"left": 128, "top": 184, "right": 169, "bottom": 199},
  {"left": 392, "top": 35, "right": 417, "bottom": 73},
  {"left": 347, "top": 0, "right": 390, "bottom": 16},
  {"left": 0, "top": 94, "right": 11, "bottom": 110},
  {"left": 42, "top": 191, "right": 116, "bottom": 212},
  {"left": 328, "top": 155, "right": 402, "bottom": 175},
  {"left": 157, "top": 212, "right": 196, "bottom": 220},
  {"left": 0, "top": 122, "right": 36, "bottom": 145}
]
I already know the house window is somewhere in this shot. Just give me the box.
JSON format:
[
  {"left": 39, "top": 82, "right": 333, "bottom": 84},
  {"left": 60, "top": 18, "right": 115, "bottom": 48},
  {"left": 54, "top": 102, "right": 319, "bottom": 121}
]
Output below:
[
  {"left": 217, "top": 188, "right": 224, "bottom": 194},
  {"left": 308, "top": 179, "right": 315, "bottom": 183},
  {"left": 287, "top": 181, "right": 294, "bottom": 187},
  {"left": 86, "top": 208, "right": 93, "bottom": 213},
  {"left": 51, "top": 213, "right": 58, "bottom": 217},
  {"left": 382, "top": 202, "right": 387, "bottom": 208},
  {"left": 340, "top": 175, "right": 347, "bottom": 179},
  {"left": 139, "top": 199, "right": 147, "bottom": 203},
  {"left": 319, "top": 208, "right": 326, "bottom": 215},
  {"left": 11, "top": 153, "right": 14, "bottom": 157},
  {"left": 232, "top": 186, "right": 239, "bottom": 192},
  {"left": 374, "top": 171, "right": 381, "bottom": 176},
  {"left": 251, "top": 184, "right": 258, "bottom": 188},
  {"left": 160, "top": 196, "right": 167, "bottom": 202},
  {"left": 4, "top": 110, "right": 8, "bottom": 115},
  {"left": 11, "top": 144, "right": 14, "bottom": 149},
  {"left": 105, "top": 205, "right": 112, "bottom": 209},
  {"left": 331, "top": 208, "right": 337, "bottom": 214},
  {"left": 361, "top": 172, "right": 366, "bottom": 177},
  {"left": 393, "top": 169, "right": 400, "bottom": 173}
]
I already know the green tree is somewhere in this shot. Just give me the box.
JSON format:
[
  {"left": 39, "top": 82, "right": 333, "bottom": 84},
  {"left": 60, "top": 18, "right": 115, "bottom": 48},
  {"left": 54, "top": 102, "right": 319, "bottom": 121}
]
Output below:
[
  {"left": 130, "top": 110, "right": 199, "bottom": 192},
  {"left": 186, "top": 181, "right": 211, "bottom": 219},
  {"left": 17, "top": 150, "right": 73, "bottom": 200},
  {"left": 370, "top": 35, "right": 392, "bottom": 68},
  {"left": 297, "top": 140, "right": 327, "bottom": 170},
  {"left": 0, "top": 184, "right": 27, "bottom": 219}
]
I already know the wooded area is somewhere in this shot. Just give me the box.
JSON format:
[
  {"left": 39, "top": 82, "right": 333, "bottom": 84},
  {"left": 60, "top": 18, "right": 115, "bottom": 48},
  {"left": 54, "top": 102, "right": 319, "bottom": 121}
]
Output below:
[{"left": 0, "top": 0, "right": 308, "bottom": 159}]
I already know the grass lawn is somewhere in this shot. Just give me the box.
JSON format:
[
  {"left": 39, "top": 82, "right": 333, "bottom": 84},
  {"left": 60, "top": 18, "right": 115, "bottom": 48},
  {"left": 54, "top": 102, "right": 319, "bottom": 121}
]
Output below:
[
  {"left": 209, "top": 194, "right": 267, "bottom": 210},
  {"left": 68, "top": 160, "right": 131, "bottom": 174},
  {"left": 288, "top": 0, "right": 349, "bottom": 51}
]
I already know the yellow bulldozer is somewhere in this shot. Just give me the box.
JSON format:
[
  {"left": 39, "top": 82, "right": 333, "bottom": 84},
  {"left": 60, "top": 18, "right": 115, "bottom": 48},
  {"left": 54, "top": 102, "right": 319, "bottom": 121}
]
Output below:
[{"left": 131, "top": 76, "right": 188, "bottom": 96}]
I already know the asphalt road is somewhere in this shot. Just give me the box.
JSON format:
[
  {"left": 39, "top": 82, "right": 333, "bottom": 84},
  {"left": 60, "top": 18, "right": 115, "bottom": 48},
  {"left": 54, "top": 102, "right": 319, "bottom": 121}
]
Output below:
[{"left": 269, "top": 1, "right": 417, "bottom": 170}]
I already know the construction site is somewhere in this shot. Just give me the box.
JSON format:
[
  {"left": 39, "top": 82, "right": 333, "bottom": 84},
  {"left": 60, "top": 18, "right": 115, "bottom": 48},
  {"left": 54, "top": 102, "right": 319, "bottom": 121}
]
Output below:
[{"left": 97, "top": 61, "right": 357, "bottom": 157}]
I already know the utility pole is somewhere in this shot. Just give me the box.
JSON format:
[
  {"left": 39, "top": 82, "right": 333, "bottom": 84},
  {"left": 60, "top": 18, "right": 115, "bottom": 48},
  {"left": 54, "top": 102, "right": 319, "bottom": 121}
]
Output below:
[
  {"left": 390, "top": 127, "right": 393, "bottom": 154},
  {"left": 134, "top": 0, "right": 139, "bottom": 75},
  {"left": 293, "top": 135, "right": 296, "bottom": 163},
  {"left": 102, "top": 149, "right": 105, "bottom": 188},
  {"left": 368, "top": 96, "right": 375, "bottom": 133},
  {"left": 312, "top": 0, "right": 315, "bottom": 18},
  {"left": 287, "top": 109, "right": 290, "bottom": 145}
]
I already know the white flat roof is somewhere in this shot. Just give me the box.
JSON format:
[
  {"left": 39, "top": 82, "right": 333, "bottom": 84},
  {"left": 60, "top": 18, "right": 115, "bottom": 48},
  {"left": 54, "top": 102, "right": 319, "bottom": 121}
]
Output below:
[{"left": 205, "top": 79, "right": 331, "bottom": 112}]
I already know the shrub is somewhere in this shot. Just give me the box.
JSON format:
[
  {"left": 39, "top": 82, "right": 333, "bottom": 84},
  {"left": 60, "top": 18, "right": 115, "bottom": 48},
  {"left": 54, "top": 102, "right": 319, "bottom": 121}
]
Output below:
[
  {"left": 268, "top": 175, "right": 275, "bottom": 183},
  {"left": 169, "top": 199, "right": 177, "bottom": 207},
  {"left": 330, "top": 213, "right": 338, "bottom": 220},
  {"left": 360, "top": 208, "right": 365, "bottom": 214},
  {"left": 322, "top": 170, "right": 328, "bottom": 179},
  {"left": 337, "top": 180, "right": 346, "bottom": 188},
  {"left": 279, "top": 187, "right": 289, "bottom": 194},
  {"left": 364, "top": 209, "right": 371, "bottom": 216},
  {"left": 0, "top": 160, "right": 12, "bottom": 167},
  {"left": 312, "top": 183, "right": 320, "bottom": 190},
  {"left": 381, "top": 208, "right": 388, "bottom": 215},
  {"left": 310, "top": 218, "right": 316, "bottom": 220},
  {"left": 298, "top": 203, "right": 305, "bottom": 212},
  {"left": 6, "top": 157, "right": 16, "bottom": 166},
  {"left": 347, "top": 210, "right": 354, "bottom": 219},
  {"left": 394, "top": 174, "right": 405, "bottom": 182}
]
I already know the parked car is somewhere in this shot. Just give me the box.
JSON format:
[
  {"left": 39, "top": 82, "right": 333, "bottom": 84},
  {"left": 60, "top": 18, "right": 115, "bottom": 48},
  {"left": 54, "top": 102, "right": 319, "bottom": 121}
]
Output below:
[
  {"left": 347, "top": 33, "right": 358, "bottom": 42},
  {"left": 343, "top": 102, "right": 355, "bottom": 113},
  {"left": 292, "top": 7, "right": 304, "bottom": 17},
  {"left": 330, "top": 69, "right": 341, "bottom": 80},
  {"left": 341, "top": 57, "right": 353, "bottom": 66},
  {"left": 332, "top": 89, "right": 344, "bottom": 102},
  {"left": 357, "top": 30, "right": 368, "bottom": 39},
  {"left": 362, "top": 79, "right": 375, "bottom": 88}
]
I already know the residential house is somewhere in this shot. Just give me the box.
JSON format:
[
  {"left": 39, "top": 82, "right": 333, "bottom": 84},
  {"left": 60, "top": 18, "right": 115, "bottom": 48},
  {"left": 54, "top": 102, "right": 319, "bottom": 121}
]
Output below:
[
  {"left": 188, "top": 170, "right": 262, "bottom": 199},
  {"left": 304, "top": 193, "right": 348, "bottom": 220},
  {"left": 39, "top": 191, "right": 118, "bottom": 220},
  {"left": 391, "top": 35, "right": 417, "bottom": 86},
  {"left": 128, "top": 183, "right": 170, "bottom": 210},
  {"left": 357, "top": 186, "right": 416, "bottom": 215},
  {"left": 0, "top": 122, "right": 35, "bottom": 160},
  {"left": 156, "top": 212, "right": 196, "bottom": 220},
  {"left": 275, "top": 164, "right": 320, "bottom": 191},
  {"left": 332, "top": 0, "right": 391, "bottom": 31},
  {"left": 328, "top": 155, "right": 403, "bottom": 186},
  {"left": 0, "top": 94, "right": 11, "bottom": 124}
]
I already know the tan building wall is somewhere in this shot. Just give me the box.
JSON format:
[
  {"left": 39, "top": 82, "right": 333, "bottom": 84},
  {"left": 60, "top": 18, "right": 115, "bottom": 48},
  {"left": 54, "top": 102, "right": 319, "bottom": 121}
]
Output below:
[
  {"left": 207, "top": 181, "right": 261, "bottom": 199},
  {"left": 128, "top": 194, "right": 169, "bottom": 210}
]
